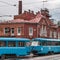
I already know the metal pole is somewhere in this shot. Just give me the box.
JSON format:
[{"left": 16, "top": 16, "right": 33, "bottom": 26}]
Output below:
[{"left": 42, "top": 0, "right": 47, "bottom": 9}]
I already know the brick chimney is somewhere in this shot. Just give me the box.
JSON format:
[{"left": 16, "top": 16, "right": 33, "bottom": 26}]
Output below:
[{"left": 18, "top": 0, "right": 22, "bottom": 14}]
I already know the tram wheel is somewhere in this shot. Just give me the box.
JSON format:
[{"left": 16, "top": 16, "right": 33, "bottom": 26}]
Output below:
[
  {"left": 5, "top": 54, "right": 17, "bottom": 59},
  {"left": 48, "top": 51, "right": 54, "bottom": 55}
]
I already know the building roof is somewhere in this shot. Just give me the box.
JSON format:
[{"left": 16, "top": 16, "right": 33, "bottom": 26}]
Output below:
[
  {"left": 2, "top": 13, "right": 42, "bottom": 24},
  {"left": 0, "top": 10, "right": 57, "bottom": 29},
  {"left": 29, "top": 17, "right": 41, "bottom": 23},
  {"left": 14, "top": 10, "right": 36, "bottom": 20},
  {"left": 3, "top": 17, "right": 41, "bottom": 24}
]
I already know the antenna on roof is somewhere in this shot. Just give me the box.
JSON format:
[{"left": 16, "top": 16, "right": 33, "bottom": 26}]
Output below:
[{"left": 42, "top": 0, "right": 47, "bottom": 9}]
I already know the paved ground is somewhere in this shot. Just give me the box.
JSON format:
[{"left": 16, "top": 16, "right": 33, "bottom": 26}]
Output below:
[{"left": 1, "top": 54, "right": 60, "bottom": 60}]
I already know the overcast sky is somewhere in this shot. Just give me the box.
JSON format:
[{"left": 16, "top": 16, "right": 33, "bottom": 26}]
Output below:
[{"left": 0, "top": 0, "right": 60, "bottom": 23}]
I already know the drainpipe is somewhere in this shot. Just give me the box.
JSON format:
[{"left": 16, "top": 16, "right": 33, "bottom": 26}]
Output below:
[{"left": 37, "top": 24, "right": 39, "bottom": 38}]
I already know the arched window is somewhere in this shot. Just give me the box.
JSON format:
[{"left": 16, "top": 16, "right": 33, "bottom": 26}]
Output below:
[
  {"left": 53, "top": 31, "right": 57, "bottom": 38},
  {"left": 50, "top": 30, "right": 52, "bottom": 38},
  {"left": 29, "top": 27, "right": 33, "bottom": 36},
  {"left": 17, "top": 27, "right": 21, "bottom": 35},
  {"left": 40, "top": 25, "right": 47, "bottom": 37}
]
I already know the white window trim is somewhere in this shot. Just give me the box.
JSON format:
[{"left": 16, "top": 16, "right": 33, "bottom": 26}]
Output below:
[
  {"left": 29, "top": 27, "right": 33, "bottom": 36},
  {"left": 40, "top": 25, "right": 47, "bottom": 37},
  {"left": 17, "top": 28, "right": 21, "bottom": 36},
  {"left": 4, "top": 28, "right": 9, "bottom": 34},
  {"left": 40, "top": 25, "right": 43, "bottom": 36},
  {"left": 50, "top": 31, "right": 52, "bottom": 38},
  {"left": 4, "top": 28, "right": 5, "bottom": 34},
  {"left": 11, "top": 28, "right": 14, "bottom": 36},
  {"left": 54, "top": 31, "right": 57, "bottom": 38},
  {"left": 43, "top": 26, "right": 47, "bottom": 37}
]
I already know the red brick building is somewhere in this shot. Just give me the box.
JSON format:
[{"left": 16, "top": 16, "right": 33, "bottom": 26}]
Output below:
[
  {"left": 14, "top": 10, "right": 36, "bottom": 20},
  {"left": 0, "top": 9, "right": 60, "bottom": 39}
]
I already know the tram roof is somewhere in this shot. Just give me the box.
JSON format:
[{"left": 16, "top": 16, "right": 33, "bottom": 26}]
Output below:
[
  {"left": 0, "top": 37, "right": 30, "bottom": 42},
  {"left": 32, "top": 38, "right": 60, "bottom": 42}
]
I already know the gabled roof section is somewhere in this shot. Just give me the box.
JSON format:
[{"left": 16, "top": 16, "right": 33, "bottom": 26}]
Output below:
[
  {"left": 36, "top": 12, "right": 42, "bottom": 18},
  {"left": 35, "top": 12, "right": 55, "bottom": 25},
  {"left": 3, "top": 19, "right": 29, "bottom": 23},
  {"left": 29, "top": 17, "right": 41, "bottom": 23},
  {"left": 27, "top": 12, "right": 43, "bottom": 23},
  {"left": 1, "top": 18, "right": 41, "bottom": 24}
]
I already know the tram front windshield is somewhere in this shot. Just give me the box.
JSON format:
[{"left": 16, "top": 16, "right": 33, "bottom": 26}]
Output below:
[{"left": 31, "top": 41, "right": 39, "bottom": 46}]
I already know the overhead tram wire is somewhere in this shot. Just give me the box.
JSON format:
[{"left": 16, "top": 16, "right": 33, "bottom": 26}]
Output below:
[
  {"left": 0, "top": 1, "right": 17, "bottom": 17},
  {"left": 0, "top": 0, "right": 60, "bottom": 10},
  {"left": 0, "top": 0, "right": 60, "bottom": 11},
  {"left": 0, "top": 1, "right": 60, "bottom": 16},
  {"left": 0, "top": 1, "right": 42, "bottom": 7},
  {"left": 23, "top": 1, "right": 42, "bottom": 5},
  {"left": 0, "top": 1, "right": 16, "bottom": 7}
]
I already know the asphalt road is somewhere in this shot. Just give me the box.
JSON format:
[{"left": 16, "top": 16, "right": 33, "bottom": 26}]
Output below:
[{"left": 1, "top": 54, "right": 60, "bottom": 60}]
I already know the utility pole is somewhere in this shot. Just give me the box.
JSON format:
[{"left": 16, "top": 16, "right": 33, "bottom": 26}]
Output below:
[{"left": 42, "top": 0, "right": 47, "bottom": 9}]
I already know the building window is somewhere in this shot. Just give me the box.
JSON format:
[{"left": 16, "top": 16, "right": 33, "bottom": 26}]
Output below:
[
  {"left": 58, "top": 32, "right": 60, "bottom": 38},
  {"left": 43, "top": 26, "right": 47, "bottom": 36},
  {"left": 50, "top": 31, "right": 52, "bottom": 38},
  {"left": 40, "top": 25, "right": 47, "bottom": 37},
  {"left": 29, "top": 27, "right": 33, "bottom": 36},
  {"left": 11, "top": 28, "right": 14, "bottom": 36},
  {"left": 53, "top": 31, "right": 57, "bottom": 38},
  {"left": 17, "top": 27, "right": 21, "bottom": 35},
  {"left": 4, "top": 28, "right": 9, "bottom": 34}
]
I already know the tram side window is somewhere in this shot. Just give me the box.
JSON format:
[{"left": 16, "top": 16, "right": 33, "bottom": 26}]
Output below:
[
  {"left": 59, "top": 42, "right": 60, "bottom": 45},
  {"left": 47, "top": 41, "right": 56, "bottom": 46},
  {"left": 46, "top": 41, "right": 60, "bottom": 46},
  {"left": 58, "top": 42, "right": 60, "bottom": 45},
  {"left": 8, "top": 41, "right": 16, "bottom": 47},
  {"left": 38, "top": 42, "right": 42, "bottom": 46},
  {"left": 42, "top": 42, "right": 47, "bottom": 46},
  {"left": 18, "top": 42, "right": 25, "bottom": 47},
  {"left": 46, "top": 42, "right": 52, "bottom": 46},
  {"left": 0, "top": 41, "right": 6, "bottom": 47},
  {"left": 55, "top": 42, "right": 60, "bottom": 45}
]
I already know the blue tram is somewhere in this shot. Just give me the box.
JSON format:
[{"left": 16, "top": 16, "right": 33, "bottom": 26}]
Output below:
[
  {"left": 0, "top": 37, "right": 31, "bottom": 57},
  {"left": 31, "top": 38, "right": 60, "bottom": 55}
]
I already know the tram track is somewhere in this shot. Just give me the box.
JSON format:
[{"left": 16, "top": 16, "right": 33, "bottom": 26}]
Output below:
[
  {"left": 0, "top": 53, "right": 60, "bottom": 60},
  {"left": 0, "top": 54, "right": 59, "bottom": 60},
  {"left": 17, "top": 53, "right": 60, "bottom": 59}
]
